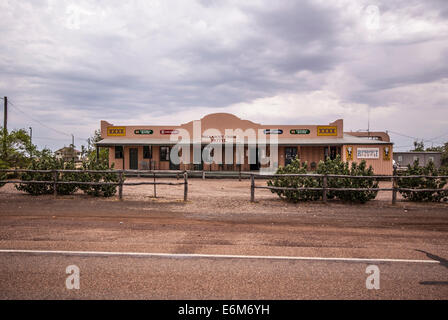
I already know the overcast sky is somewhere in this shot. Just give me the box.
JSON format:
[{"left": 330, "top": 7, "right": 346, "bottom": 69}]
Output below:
[{"left": 1, "top": 0, "right": 447, "bottom": 151}]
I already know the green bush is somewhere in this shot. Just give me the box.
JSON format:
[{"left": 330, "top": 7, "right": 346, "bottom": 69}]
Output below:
[
  {"left": 268, "top": 155, "right": 378, "bottom": 203},
  {"left": 0, "top": 160, "right": 7, "bottom": 188},
  {"left": 267, "top": 158, "right": 321, "bottom": 202},
  {"left": 77, "top": 160, "right": 120, "bottom": 197},
  {"left": 317, "top": 157, "right": 378, "bottom": 203},
  {"left": 397, "top": 160, "right": 447, "bottom": 202},
  {"left": 15, "top": 157, "right": 79, "bottom": 195},
  {"left": 0, "top": 172, "right": 6, "bottom": 188}
]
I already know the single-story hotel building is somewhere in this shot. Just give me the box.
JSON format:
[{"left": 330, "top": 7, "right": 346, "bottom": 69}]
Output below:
[{"left": 96, "top": 113, "right": 394, "bottom": 174}]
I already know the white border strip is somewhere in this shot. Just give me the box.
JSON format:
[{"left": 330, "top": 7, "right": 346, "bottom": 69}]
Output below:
[{"left": 0, "top": 249, "right": 439, "bottom": 264}]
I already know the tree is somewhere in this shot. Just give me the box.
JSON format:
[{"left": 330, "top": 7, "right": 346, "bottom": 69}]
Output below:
[
  {"left": 0, "top": 127, "right": 38, "bottom": 168},
  {"left": 413, "top": 140, "right": 425, "bottom": 152},
  {"left": 84, "top": 129, "right": 109, "bottom": 165},
  {"left": 267, "top": 156, "right": 378, "bottom": 203},
  {"left": 411, "top": 140, "right": 448, "bottom": 168},
  {"left": 397, "top": 159, "right": 447, "bottom": 202},
  {"left": 426, "top": 142, "right": 448, "bottom": 168}
]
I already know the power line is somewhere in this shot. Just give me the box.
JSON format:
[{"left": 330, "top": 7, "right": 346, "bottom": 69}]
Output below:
[
  {"left": 387, "top": 130, "right": 419, "bottom": 141},
  {"left": 33, "top": 136, "right": 74, "bottom": 141},
  {"left": 387, "top": 130, "right": 447, "bottom": 145},
  {"left": 425, "top": 131, "right": 448, "bottom": 142},
  {"left": 7, "top": 99, "right": 71, "bottom": 137}
]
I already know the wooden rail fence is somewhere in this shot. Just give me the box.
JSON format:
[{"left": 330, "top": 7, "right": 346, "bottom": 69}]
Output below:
[
  {"left": 249, "top": 173, "right": 448, "bottom": 204},
  {"left": 0, "top": 169, "right": 189, "bottom": 201},
  {"left": 2, "top": 170, "right": 447, "bottom": 204}
]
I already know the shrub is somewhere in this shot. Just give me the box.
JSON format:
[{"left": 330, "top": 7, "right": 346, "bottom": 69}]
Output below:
[
  {"left": 0, "top": 172, "right": 6, "bottom": 188},
  {"left": 15, "top": 157, "right": 79, "bottom": 195},
  {"left": 317, "top": 157, "right": 378, "bottom": 203},
  {"left": 267, "top": 158, "right": 321, "bottom": 202},
  {"left": 77, "top": 160, "right": 120, "bottom": 197},
  {"left": 397, "top": 160, "right": 447, "bottom": 202},
  {"left": 0, "top": 160, "right": 7, "bottom": 188},
  {"left": 268, "top": 155, "right": 378, "bottom": 203}
]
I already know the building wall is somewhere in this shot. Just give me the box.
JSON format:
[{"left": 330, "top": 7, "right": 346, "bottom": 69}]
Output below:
[
  {"left": 394, "top": 152, "right": 442, "bottom": 168},
  {"left": 102, "top": 113, "right": 392, "bottom": 173},
  {"left": 300, "top": 146, "right": 325, "bottom": 168},
  {"left": 343, "top": 144, "right": 393, "bottom": 175},
  {"left": 109, "top": 143, "right": 392, "bottom": 173},
  {"left": 101, "top": 113, "right": 345, "bottom": 143}
]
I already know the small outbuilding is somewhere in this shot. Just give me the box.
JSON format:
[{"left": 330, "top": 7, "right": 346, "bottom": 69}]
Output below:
[{"left": 393, "top": 151, "right": 442, "bottom": 168}]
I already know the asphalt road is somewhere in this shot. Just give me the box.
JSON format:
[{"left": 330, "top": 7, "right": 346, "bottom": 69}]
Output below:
[
  {"left": 0, "top": 251, "right": 447, "bottom": 299},
  {"left": 0, "top": 192, "right": 447, "bottom": 299}
]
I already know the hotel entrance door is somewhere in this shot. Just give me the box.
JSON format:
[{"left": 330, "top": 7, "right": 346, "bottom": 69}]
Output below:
[
  {"left": 129, "top": 148, "right": 138, "bottom": 170},
  {"left": 285, "top": 147, "right": 298, "bottom": 166}
]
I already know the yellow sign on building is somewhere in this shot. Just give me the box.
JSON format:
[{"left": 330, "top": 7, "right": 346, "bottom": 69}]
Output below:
[
  {"left": 346, "top": 146, "right": 354, "bottom": 161},
  {"left": 317, "top": 126, "right": 337, "bottom": 136},
  {"left": 383, "top": 146, "right": 391, "bottom": 160},
  {"left": 107, "top": 127, "right": 126, "bottom": 136}
]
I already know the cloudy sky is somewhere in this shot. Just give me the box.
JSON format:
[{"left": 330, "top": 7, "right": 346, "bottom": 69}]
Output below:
[{"left": 1, "top": 0, "right": 447, "bottom": 151}]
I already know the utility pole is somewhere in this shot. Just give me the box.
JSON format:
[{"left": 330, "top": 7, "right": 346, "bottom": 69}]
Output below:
[
  {"left": 367, "top": 106, "right": 370, "bottom": 138},
  {"left": 71, "top": 134, "right": 75, "bottom": 161},
  {"left": 3, "top": 97, "right": 6, "bottom": 132},
  {"left": 3, "top": 96, "right": 7, "bottom": 160},
  {"left": 29, "top": 127, "right": 33, "bottom": 158}
]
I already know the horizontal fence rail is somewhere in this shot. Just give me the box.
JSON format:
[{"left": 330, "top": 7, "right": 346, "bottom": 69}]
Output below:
[
  {"left": 1, "top": 169, "right": 447, "bottom": 204},
  {"left": 0, "top": 169, "right": 189, "bottom": 201},
  {"left": 249, "top": 173, "right": 448, "bottom": 204}
]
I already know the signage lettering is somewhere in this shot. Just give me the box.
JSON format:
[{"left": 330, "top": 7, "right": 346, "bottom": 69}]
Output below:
[
  {"left": 357, "top": 148, "right": 379, "bottom": 159},
  {"left": 317, "top": 126, "right": 337, "bottom": 136},
  {"left": 107, "top": 127, "right": 126, "bottom": 136},
  {"left": 134, "top": 129, "right": 153, "bottom": 135},
  {"left": 160, "top": 129, "right": 179, "bottom": 135},
  {"left": 264, "top": 129, "right": 283, "bottom": 135},
  {"left": 290, "top": 129, "right": 310, "bottom": 135},
  {"left": 201, "top": 135, "right": 236, "bottom": 143}
]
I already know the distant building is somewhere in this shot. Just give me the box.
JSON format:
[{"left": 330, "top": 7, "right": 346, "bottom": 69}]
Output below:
[
  {"left": 345, "top": 131, "right": 390, "bottom": 142},
  {"left": 393, "top": 151, "right": 442, "bottom": 168},
  {"left": 55, "top": 146, "right": 82, "bottom": 162},
  {"left": 96, "top": 113, "right": 394, "bottom": 174}
]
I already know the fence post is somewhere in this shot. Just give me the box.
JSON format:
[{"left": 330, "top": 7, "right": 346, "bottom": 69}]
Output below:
[
  {"left": 118, "top": 170, "right": 123, "bottom": 200},
  {"left": 250, "top": 174, "right": 255, "bottom": 202},
  {"left": 202, "top": 171, "right": 205, "bottom": 180},
  {"left": 183, "top": 171, "right": 188, "bottom": 202},
  {"left": 53, "top": 170, "right": 57, "bottom": 198},
  {"left": 322, "top": 174, "right": 328, "bottom": 203},
  {"left": 153, "top": 172, "right": 157, "bottom": 198},
  {"left": 392, "top": 168, "right": 397, "bottom": 205}
]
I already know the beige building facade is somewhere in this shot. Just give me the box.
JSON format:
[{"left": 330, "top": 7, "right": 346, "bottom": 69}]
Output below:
[{"left": 97, "top": 113, "right": 394, "bottom": 174}]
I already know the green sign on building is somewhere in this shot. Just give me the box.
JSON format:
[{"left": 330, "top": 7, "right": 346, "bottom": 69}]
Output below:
[
  {"left": 290, "top": 129, "right": 310, "bottom": 135},
  {"left": 134, "top": 129, "right": 154, "bottom": 135}
]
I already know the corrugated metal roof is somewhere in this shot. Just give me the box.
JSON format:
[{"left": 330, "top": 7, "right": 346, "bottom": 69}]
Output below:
[
  {"left": 96, "top": 134, "right": 392, "bottom": 146},
  {"left": 98, "top": 136, "right": 392, "bottom": 147},
  {"left": 393, "top": 151, "right": 442, "bottom": 154}
]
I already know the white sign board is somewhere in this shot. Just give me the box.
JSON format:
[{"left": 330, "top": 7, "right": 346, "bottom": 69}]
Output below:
[{"left": 357, "top": 148, "right": 379, "bottom": 159}]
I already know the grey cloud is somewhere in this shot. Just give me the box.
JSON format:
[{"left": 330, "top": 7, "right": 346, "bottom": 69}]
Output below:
[{"left": 1, "top": 0, "right": 447, "bottom": 151}]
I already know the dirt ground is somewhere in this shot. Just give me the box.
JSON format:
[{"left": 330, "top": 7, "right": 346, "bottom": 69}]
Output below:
[
  {"left": 1, "top": 178, "right": 447, "bottom": 234},
  {"left": 1, "top": 177, "right": 447, "bottom": 216},
  {"left": 1, "top": 177, "right": 447, "bottom": 299}
]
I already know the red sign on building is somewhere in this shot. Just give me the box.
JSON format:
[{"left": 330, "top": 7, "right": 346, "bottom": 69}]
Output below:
[{"left": 160, "top": 129, "right": 179, "bottom": 135}]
